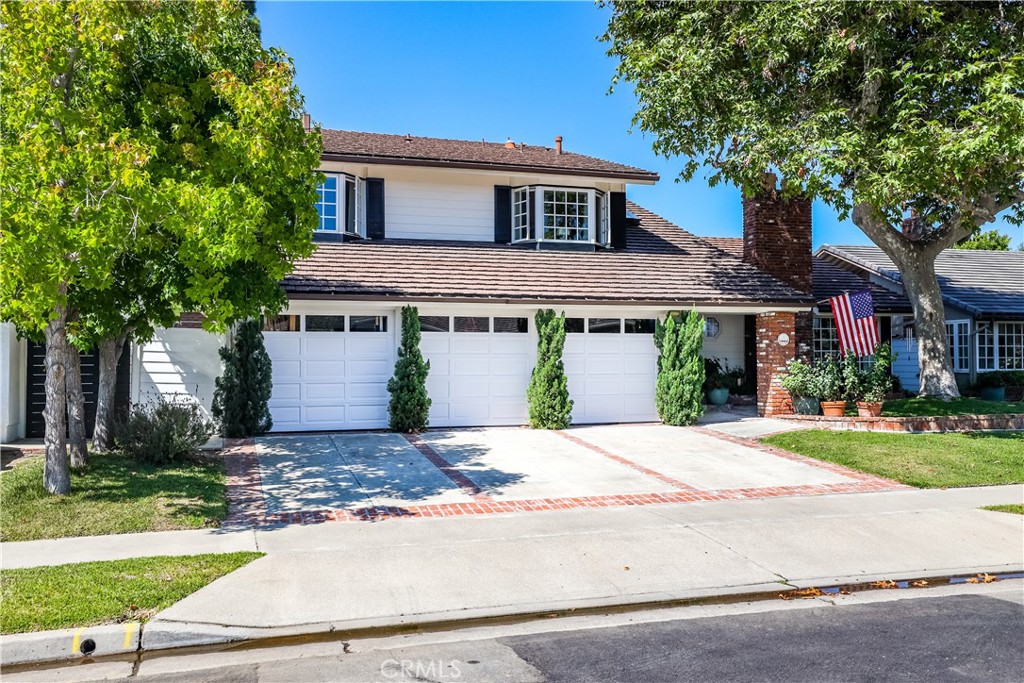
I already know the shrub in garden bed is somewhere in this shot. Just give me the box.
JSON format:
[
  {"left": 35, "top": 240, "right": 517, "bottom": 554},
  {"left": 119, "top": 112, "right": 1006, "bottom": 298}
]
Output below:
[{"left": 116, "top": 398, "right": 214, "bottom": 466}]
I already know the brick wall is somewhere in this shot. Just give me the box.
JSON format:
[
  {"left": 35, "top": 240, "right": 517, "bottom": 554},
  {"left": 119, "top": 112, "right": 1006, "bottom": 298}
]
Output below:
[
  {"left": 742, "top": 174, "right": 813, "bottom": 294},
  {"left": 756, "top": 311, "right": 798, "bottom": 416}
]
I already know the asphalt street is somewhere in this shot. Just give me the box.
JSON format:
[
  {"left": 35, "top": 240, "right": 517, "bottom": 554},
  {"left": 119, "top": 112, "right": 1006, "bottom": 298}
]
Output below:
[{"left": 6, "top": 583, "right": 1023, "bottom": 683}]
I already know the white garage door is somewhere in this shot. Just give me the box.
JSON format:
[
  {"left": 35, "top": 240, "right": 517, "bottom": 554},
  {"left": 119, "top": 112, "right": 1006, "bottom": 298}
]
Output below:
[
  {"left": 263, "top": 313, "right": 394, "bottom": 432},
  {"left": 564, "top": 316, "right": 659, "bottom": 424},
  {"left": 420, "top": 315, "right": 533, "bottom": 427}
]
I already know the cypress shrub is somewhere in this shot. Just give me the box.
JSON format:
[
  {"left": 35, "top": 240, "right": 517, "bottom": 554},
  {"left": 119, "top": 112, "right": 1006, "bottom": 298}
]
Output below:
[
  {"left": 387, "top": 305, "right": 431, "bottom": 432},
  {"left": 212, "top": 319, "right": 274, "bottom": 438},
  {"left": 527, "top": 309, "right": 573, "bottom": 429},
  {"left": 654, "top": 310, "right": 705, "bottom": 425}
]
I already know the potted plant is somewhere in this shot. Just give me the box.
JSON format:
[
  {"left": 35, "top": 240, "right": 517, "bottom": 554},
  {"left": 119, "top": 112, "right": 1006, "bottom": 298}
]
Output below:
[
  {"left": 704, "top": 357, "right": 731, "bottom": 406},
  {"left": 856, "top": 343, "right": 895, "bottom": 417},
  {"left": 781, "top": 359, "right": 821, "bottom": 415},
  {"left": 975, "top": 372, "right": 1008, "bottom": 402},
  {"left": 818, "top": 356, "right": 847, "bottom": 417}
]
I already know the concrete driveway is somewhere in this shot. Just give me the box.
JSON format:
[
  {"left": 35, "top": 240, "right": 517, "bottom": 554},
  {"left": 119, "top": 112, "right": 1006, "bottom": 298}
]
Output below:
[{"left": 247, "top": 422, "right": 902, "bottom": 522}]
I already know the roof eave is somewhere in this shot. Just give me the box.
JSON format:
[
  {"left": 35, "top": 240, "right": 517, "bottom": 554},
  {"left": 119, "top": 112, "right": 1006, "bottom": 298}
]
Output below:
[{"left": 320, "top": 153, "right": 660, "bottom": 183}]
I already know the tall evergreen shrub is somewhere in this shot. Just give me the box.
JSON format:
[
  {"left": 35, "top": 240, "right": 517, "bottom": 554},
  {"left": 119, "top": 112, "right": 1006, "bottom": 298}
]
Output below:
[
  {"left": 654, "top": 310, "right": 705, "bottom": 425},
  {"left": 388, "top": 305, "right": 431, "bottom": 432},
  {"left": 527, "top": 309, "right": 573, "bottom": 429},
  {"left": 212, "top": 319, "right": 274, "bottom": 437}
]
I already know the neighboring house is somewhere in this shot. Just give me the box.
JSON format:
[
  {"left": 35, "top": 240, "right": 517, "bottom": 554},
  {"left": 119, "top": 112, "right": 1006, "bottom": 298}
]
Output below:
[
  {"left": 815, "top": 246, "right": 1024, "bottom": 392},
  {"left": 2, "top": 131, "right": 829, "bottom": 440}
]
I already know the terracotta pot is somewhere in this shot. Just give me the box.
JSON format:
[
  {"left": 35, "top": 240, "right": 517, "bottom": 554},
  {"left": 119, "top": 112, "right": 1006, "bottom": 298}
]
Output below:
[
  {"left": 821, "top": 400, "right": 847, "bottom": 417},
  {"left": 856, "top": 401, "right": 883, "bottom": 418}
]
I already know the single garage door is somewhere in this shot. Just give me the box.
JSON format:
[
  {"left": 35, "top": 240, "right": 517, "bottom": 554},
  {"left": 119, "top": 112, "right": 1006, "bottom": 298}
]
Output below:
[
  {"left": 263, "top": 313, "right": 394, "bottom": 432},
  {"left": 419, "top": 314, "right": 533, "bottom": 427},
  {"left": 563, "top": 316, "right": 659, "bottom": 424}
]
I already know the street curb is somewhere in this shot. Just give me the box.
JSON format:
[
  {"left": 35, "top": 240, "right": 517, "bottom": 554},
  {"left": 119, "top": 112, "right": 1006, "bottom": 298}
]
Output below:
[{"left": 0, "top": 622, "right": 140, "bottom": 666}]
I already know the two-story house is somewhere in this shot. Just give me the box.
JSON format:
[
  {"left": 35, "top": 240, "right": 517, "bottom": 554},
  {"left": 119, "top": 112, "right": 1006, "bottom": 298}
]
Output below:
[{"left": 1, "top": 130, "right": 818, "bottom": 441}]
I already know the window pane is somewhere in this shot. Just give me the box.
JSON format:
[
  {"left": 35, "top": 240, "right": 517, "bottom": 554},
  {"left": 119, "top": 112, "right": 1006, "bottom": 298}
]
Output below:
[
  {"left": 493, "top": 317, "right": 528, "bottom": 333},
  {"left": 321, "top": 216, "right": 337, "bottom": 231},
  {"left": 419, "top": 316, "right": 450, "bottom": 332},
  {"left": 316, "top": 174, "right": 340, "bottom": 232},
  {"left": 565, "top": 317, "right": 585, "bottom": 334},
  {"left": 349, "top": 315, "right": 387, "bottom": 332},
  {"left": 263, "top": 315, "right": 300, "bottom": 332},
  {"left": 454, "top": 316, "right": 489, "bottom": 333},
  {"left": 625, "top": 318, "right": 656, "bottom": 334},
  {"left": 998, "top": 322, "right": 1024, "bottom": 370},
  {"left": 813, "top": 317, "right": 839, "bottom": 360},
  {"left": 305, "top": 315, "right": 346, "bottom": 332},
  {"left": 588, "top": 318, "right": 621, "bottom": 334}
]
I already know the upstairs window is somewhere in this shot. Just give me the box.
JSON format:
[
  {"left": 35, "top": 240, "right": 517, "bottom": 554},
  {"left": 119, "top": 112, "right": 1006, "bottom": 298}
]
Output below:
[
  {"left": 316, "top": 172, "right": 365, "bottom": 236},
  {"left": 511, "top": 186, "right": 603, "bottom": 244}
]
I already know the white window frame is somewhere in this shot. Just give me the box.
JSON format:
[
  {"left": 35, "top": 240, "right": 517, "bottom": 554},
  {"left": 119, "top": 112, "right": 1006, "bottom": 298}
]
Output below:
[
  {"left": 316, "top": 172, "right": 365, "bottom": 236},
  {"left": 945, "top": 320, "right": 971, "bottom": 372},
  {"left": 979, "top": 320, "right": 1024, "bottom": 371},
  {"left": 510, "top": 185, "right": 604, "bottom": 245},
  {"left": 316, "top": 173, "right": 341, "bottom": 233}
]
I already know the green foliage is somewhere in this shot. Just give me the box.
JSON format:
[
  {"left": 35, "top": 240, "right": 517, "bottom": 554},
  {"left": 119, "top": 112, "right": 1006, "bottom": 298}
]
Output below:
[
  {"left": 956, "top": 230, "right": 1013, "bottom": 251},
  {"left": 975, "top": 372, "right": 1020, "bottom": 389},
  {"left": 862, "top": 343, "right": 896, "bottom": 402},
  {"left": 818, "top": 356, "right": 845, "bottom": 402},
  {"left": 115, "top": 397, "right": 214, "bottom": 466},
  {"left": 655, "top": 311, "right": 705, "bottom": 425},
  {"left": 387, "top": 306, "right": 431, "bottom": 433},
  {"left": 212, "top": 320, "right": 274, "bottom": 437},
  {"left": 840, "top": 352, "right": 864, "bottom": 402},
  {"left": 780, "top": 360, "right": 821, "bottom": 399},
  {"left": 527, "top": 310, "right": 573, "bottom": 429}
]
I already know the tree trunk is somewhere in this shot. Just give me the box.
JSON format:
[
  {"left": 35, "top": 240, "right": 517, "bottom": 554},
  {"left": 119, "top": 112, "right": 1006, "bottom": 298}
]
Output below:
[
  {"left": 885, "top": 250, "right": 961, "bottom": 400},
  {"left": 42, "top": 309, "right": 72, "bottom": 495},
  {"left": 66, "top": 346, "right": 88, "bottom": 469},
  {"left": 92, "top": 331, "right": 128, "bottom": 452}
]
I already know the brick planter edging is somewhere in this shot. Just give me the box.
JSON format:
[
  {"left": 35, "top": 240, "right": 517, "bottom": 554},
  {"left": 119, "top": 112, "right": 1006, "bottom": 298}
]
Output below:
[{"left": 778, "top": 413, "right": 1024, "bottom": 433}]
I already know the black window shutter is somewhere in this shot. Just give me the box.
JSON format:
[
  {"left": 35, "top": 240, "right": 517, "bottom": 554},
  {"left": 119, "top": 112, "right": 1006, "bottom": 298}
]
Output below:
[
  {"left": 610, "top": 192, "right": 627, "bottom": 249},
  {"left": 366, "top": 178, "right": 385, "bottom": 240},
  {"left": 494, "top": 186, "right": 512, "bottom": 243}
]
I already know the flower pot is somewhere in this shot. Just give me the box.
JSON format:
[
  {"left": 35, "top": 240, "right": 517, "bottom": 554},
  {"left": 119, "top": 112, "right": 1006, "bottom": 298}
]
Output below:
[
  {"left": 793, "top": 397, "right": 821, "bottom": 416},
  {"left": 708, "top": 387, "right": 730, "bottom": 406},
  {"left": 980, "top": 386, "right": 1006, "bottom": 402},
  {"left": 856, "top": 401, "right": 883, "bottom": 418},
  {"left": 821, "top": 400, "right": 847, "bottom": 417}
]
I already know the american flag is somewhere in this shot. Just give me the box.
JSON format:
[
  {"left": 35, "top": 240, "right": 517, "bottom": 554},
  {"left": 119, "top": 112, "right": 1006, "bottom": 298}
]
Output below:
[{"left": 829, "top": 290, "right": 880, "bottom": 357}]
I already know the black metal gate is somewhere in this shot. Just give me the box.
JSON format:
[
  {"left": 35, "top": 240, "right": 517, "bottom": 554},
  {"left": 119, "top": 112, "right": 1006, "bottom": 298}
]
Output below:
[{"left": 25, "top": 342, "right": 131, "bottom": 439}]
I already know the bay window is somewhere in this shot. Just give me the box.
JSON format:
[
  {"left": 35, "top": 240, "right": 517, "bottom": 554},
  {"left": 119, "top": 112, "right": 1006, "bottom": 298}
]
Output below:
[
  {"left": 316, "top": 172, "right": 365, "bottom": 236},
  {"left": 511, "top": 186, "right": 605, "bottom": 244}
]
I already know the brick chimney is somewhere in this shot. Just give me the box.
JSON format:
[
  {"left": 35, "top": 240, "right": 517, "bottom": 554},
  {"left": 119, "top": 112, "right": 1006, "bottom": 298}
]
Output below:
[
  {"left": 301, "top": 113, "right": 311, "bottom": 132},
  {"left": 742, "top": 172, "right": 813, "bottom": 293},
  {"left": 555, "top": 135, "right": 563, "bottom": 154}
]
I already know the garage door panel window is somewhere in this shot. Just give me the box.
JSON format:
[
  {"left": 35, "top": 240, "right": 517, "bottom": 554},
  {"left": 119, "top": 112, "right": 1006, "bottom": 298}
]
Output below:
[
  {"left": 455, "top": 316, "right": 490, "bottom": 333},
  {"left": 493, "top": 317, "right": 529, "bottom": 333},
  {"left": 306, "top": 315, "right": 346, "bottom": 332},
  {"left": 264, "top": 315, "right": 300, "bottom": 332},
  {"left": 624, "top": 318, "right": 656, "bottom": 334},
  {"left": 419, "top": 315, "right": 451, "bottom": 332},
  {"left": 349, "top": 315, "right": 387, "bottom": 332},
  {"left": 565, "top": 318, "right": 585, "bottom": 334},
  {"left": 588, "top": 318, "right": 621, "bottom": 333}
]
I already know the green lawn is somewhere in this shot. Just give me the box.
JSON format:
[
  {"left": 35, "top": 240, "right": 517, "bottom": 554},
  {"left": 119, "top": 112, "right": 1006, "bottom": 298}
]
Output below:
[
  {"left": 762, "top": 430, "right": 1024, "bottom": 488},
  {"left": 859, "top": 397, "right": 1024, "bottom": 417},
  {"left": 983, "top": 504, "right": 1024, "bottom": 515},
  {"left": 0, "top": 553, "right": 262, "bottom": 634},
  {"left": 0, "top": 451, "right": 227, "bottom": 542}
]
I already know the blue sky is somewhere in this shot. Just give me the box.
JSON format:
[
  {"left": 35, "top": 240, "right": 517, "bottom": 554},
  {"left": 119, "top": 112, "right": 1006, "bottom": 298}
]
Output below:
[{"left": 257, "top": 1, "right": 1020, "bottom": 248}]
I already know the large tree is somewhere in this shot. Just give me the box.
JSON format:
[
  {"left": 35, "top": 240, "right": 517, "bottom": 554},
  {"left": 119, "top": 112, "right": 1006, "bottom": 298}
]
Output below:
[
  {"left": 1, "top": 2, "right": 321, "bottom": 492},
  {"left": 604, "top": 1, "right": 1024, "bottom": 399}
]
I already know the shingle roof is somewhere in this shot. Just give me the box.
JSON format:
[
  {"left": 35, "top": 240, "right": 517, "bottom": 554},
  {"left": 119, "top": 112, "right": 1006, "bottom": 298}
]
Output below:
[
  {"left": 282, "top": 202, "right": 812, "bottom": 307},
  {"left": 319, "top": 129, "right": 659, "bottom": 182},
  {"left": 699, "top": 238, "right": 912, "bottom": 313},
  {"left": 819, "top": 245, "right": 1024, "bottom": 318}
]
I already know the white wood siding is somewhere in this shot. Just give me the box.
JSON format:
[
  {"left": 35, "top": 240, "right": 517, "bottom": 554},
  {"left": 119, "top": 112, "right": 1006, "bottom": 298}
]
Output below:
[
  {"left": 385, "top": 178, "right": 494, "bottom": 241},
  {"left": 135, "top": 328, "right": 223, "bottom": 419}
]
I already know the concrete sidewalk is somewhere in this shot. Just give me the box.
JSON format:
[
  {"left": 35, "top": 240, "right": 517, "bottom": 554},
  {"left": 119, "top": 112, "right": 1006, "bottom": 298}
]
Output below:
[{"left": 134, "top": 483, "right": 1022, "bottom": 649}]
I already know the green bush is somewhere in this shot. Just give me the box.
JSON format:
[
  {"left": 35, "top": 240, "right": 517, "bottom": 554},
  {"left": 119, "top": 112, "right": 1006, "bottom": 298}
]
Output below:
[
  {"left": 212, "top": 320, "right": 274, "bottom": 438},
  {"left": 655, "top": 310, "right": 705, "bottom": 425},
  {"left": 780, "top": 359, "right": 821, "bottom": 398},
  {"left": 527, "top": 310, "right": 573, "bottom": 429},
  {"left": 116, "top": 397, "right": 213, "bottom": 466},
  {"left": 387, "top": 305, "right": 431, "bottom": 432},
  {"left": 818, "top": 356, "right": 845, "bottom": 401},
  {"left": 861, "top": 343, "right": 896, "bottom": 402},
  {"left": 975, "top": 371, "right": 1024, "bottom": 389}
]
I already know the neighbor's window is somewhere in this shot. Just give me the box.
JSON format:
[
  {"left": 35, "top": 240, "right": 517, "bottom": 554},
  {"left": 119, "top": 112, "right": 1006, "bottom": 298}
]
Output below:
[
  {"left": 945, "top": 320, "right": 970, "bottom": 372},
  {"left": 511, "top": 186, "right": 601, "bottom": 244},
  {"left": 316, "top": 173, "right": 365, "bottom": 235},
  {"left": 812, "top": 317, "right": 840, "bottom": 360},
  {"left": 980, "top": 321, "right": 1024, "bottom": 370}
]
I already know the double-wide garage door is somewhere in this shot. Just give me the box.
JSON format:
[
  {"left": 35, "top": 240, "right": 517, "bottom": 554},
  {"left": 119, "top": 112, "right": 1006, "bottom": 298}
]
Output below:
[{"left": 263, "top": 311, "right": 659, "bottom": 431}]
